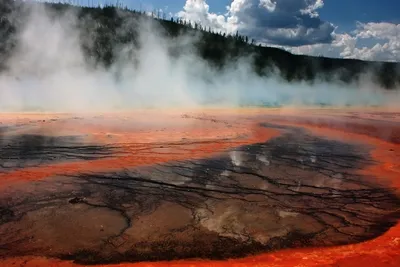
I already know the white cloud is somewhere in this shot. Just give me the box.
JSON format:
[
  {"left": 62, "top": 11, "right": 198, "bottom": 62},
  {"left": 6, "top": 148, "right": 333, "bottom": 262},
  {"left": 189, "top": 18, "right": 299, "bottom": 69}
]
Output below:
[
  {"left": 288, "top": 22, "right": 400, "bottom": 62},
  {"left": 178, "top": 0, "right": 335, "bottom": 46},
  {"left": 300, "top": 0, "right": 324, "bottom": 17},
  {"left": 259, "top": 0, "right": 277, "bottom": 12},
  {"left": 177, "top": 0, "right": 400, "bottom": 62},
  {"left": 352, "top": 22, "right": 400, "bottom": 61},
  {"left": 177, "top": 0, "right": 233, "bottom": 33}
]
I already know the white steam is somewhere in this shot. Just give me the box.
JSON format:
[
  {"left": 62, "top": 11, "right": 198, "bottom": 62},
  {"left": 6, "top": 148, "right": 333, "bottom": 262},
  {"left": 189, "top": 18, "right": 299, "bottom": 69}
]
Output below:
[{"left": 0, "top": 3, "right": 399, "bottom": 112}]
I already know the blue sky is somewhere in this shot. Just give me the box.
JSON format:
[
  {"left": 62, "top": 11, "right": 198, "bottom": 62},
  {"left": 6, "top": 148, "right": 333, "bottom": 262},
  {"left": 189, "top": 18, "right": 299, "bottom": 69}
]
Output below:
[
  {"left": 320, "top": 0, "right": 400, "bottom": 30},
  {"left": 123, "top": 0, "right": 400, "bottom": 26},
  {"left": 68, "top": 0, "right": 400, "bottom": 61}
]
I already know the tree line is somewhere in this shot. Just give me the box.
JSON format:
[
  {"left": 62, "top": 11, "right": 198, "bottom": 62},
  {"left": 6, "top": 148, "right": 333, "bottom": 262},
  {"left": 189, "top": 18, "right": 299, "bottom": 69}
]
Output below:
[{"left": 0, "top": 0, "right": 399, "bottom": 89}]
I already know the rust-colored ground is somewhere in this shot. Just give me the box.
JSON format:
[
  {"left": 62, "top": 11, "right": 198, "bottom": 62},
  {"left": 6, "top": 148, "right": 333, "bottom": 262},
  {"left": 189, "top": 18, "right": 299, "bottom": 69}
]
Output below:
[{"left": 0, "top": 108, "right": 399, "bottom": 267}]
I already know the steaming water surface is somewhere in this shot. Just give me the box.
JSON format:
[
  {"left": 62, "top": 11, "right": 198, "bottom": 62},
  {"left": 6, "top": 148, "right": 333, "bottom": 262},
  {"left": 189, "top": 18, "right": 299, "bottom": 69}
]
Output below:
[{"left": 0, "top": 3, "right": 399, "bottom": 112}]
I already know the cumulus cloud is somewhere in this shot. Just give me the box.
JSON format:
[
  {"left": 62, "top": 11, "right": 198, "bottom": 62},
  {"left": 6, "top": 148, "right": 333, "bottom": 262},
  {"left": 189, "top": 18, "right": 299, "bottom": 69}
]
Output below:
[
  {"left": 288, "top": 22, "right": 400, "bottom": 62},
  {"left": 177, "top": 0, "right": 400, "bottom": 62},
  {"left": 177, "top": 0, "right": 233, "bottom": 33},
  {"left": 178, "top": 0, "right": 335, "bottom": 46},
  {"left": 260, "top": 0, "right": 277, "bottom": 12},
  {"left": 351, "top": 22, "right": 400, "bottom": 61}
]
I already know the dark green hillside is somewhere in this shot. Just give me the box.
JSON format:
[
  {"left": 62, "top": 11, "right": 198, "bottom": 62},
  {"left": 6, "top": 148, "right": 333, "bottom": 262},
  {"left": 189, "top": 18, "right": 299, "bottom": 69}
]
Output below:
[{"left": 0, "top": 0, "right": 399, "bottom": 89}]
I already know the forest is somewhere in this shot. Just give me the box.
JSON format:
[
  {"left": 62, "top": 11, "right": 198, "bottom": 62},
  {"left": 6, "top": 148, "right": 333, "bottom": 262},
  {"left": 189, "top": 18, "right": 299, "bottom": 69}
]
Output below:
[{"left": 0, "top": 0, "right": 399, "bottom": 89}]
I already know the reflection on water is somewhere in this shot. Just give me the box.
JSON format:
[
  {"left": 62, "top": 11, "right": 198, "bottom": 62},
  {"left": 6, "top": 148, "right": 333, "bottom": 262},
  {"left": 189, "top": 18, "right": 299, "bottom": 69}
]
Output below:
[{"left": 0, "top": 123, "right": 399, "bottom": 264}]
